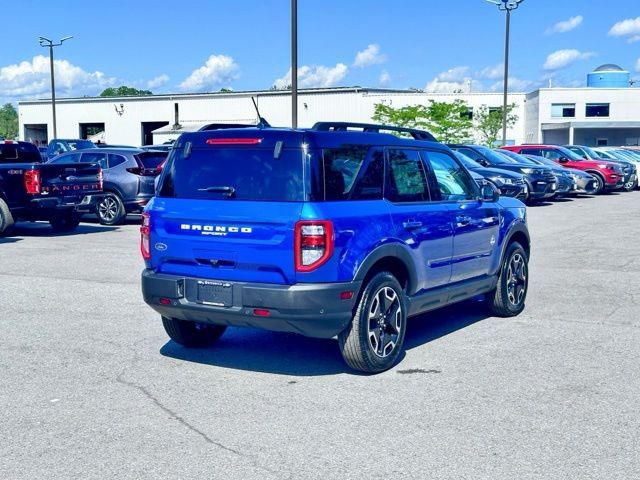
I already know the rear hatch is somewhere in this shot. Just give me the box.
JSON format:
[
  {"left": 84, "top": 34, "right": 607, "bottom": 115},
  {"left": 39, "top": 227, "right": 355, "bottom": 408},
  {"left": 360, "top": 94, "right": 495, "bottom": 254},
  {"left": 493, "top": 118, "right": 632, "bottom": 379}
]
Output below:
[
  {"left": 149, "top": 131, "right": 305, "bottom": 285},
  {"left": 134, "top": 151, "right": 168, "bottom": 195}
]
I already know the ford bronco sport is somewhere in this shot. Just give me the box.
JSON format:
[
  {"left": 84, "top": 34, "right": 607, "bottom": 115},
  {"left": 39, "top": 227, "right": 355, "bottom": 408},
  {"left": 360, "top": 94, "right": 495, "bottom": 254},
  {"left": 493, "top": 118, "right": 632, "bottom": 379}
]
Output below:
[{"left": 141, "top": 123, "right": 530, "bottom": 373}]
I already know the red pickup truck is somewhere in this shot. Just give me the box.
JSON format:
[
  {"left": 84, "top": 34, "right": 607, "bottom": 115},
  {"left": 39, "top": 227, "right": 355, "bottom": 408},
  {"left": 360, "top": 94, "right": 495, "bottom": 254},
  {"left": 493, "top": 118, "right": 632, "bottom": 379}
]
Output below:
[{"left": 501, "top": 145, "right": 624, "bottom": 194}]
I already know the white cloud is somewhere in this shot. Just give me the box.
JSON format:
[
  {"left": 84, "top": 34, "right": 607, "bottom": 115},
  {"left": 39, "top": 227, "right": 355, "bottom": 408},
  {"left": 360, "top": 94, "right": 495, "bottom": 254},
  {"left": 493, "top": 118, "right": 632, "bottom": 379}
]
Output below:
[
  {"left": 146, "top": 74, "right": 169, "bottom": 90},
  {"left": 179, "top": 54, "right": 240, "bottom": 92},
  {"left": 543, "top": 49, "right": 595, "bottom": 70},
  {"left": 545, "top": 15, "right": 583, "bottom": 35},
  {"left": 379, "top": 70, "right": 391, "bottom": 87},
  {"left": 608, "top": 17, "right": 640, "bottom": 42},
  {"left": 273, "top": 63, "right": 348, "bottom": 89},
  {"left": 479, "top": 63, "right": 504, "bottom": 80},
  {"left": 424, "top": 66, "right": 473, "bottom": 92},
  {"left": 353, "top": 44, "right": 387, "bottom": 68},
  {"left": 0, "top": 55, "right": 115, "bottom": 101}
]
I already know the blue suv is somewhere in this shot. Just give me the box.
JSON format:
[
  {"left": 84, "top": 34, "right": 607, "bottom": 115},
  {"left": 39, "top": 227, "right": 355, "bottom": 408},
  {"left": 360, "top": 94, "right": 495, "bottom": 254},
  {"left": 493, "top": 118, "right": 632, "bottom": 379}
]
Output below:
[{"left": 141, "top": 123, "right": 530, "bottom": 373}]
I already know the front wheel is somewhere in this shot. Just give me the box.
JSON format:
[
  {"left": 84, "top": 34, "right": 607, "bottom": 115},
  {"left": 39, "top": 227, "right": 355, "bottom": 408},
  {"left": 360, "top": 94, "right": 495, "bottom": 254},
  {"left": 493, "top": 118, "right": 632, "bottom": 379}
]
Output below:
[
  {"left": 49, "top": 211, "right": 81, "bottom": 232},
  {"left": 338, "top": 272, "right": 407, "bottom": 373},
  {"left": 97, "top": 193, "right": 126, "bottom": 225},
  {"left": 162, "top": 316, "right": 227, "bottom": 348},
  {"left": 487, "top": 242, "right": 529, "bottom": 317},
  {"left": 590, "top": 173, "right": 605, "bottom": 195},
  {"left": 623, "top": 177, "right": 637, "bottom": 192}
]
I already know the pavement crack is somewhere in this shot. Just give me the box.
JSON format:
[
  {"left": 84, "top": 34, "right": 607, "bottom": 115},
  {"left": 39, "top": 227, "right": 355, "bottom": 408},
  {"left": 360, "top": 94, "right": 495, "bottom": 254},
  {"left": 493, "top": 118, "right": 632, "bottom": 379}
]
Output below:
[{"left": 115, "top": 372, "right": 242, "bottom": 456}]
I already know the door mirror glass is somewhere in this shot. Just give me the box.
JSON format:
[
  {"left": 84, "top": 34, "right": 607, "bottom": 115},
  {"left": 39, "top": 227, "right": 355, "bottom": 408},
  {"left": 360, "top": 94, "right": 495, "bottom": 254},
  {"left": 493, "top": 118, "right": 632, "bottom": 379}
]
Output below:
[
  {"left": 481, "top": 183, "right": 500, "bottom": 202},
  {"left": 558, "top": 157, "right": 569, "bottom": 163}
]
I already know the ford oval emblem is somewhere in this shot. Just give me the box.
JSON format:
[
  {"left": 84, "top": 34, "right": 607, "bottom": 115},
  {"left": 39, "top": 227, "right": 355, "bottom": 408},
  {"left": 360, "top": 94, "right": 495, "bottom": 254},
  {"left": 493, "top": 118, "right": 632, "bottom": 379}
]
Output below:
[{"left": 155, "top": 242, "right": 168, "bottom": 251}]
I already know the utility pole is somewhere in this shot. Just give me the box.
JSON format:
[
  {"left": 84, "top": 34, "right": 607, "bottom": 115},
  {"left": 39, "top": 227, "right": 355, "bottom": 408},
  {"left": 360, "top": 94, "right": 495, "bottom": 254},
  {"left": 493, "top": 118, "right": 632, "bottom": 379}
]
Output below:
[{"left": 39, "top": 36, "right": 73, "bottom": 139}]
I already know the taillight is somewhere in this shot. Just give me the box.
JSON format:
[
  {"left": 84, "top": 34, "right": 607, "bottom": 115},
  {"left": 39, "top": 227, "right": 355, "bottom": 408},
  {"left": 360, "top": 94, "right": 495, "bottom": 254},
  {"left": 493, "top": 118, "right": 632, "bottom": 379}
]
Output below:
[
  {"left": 24, "top": 170, "right": 41, "bottom": 195},
  {"left": 140, "top": 213, "right": 151, "bottom": 260},
  {"left": 295, "top": 220, "right": 334, "bottom": 272}
]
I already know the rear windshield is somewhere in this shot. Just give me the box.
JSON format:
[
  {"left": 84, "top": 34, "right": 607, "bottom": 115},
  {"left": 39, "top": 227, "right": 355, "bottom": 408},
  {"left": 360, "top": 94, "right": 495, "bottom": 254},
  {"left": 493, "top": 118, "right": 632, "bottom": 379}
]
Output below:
[
  {"left": 0, "top": 143, "right": 42, "bottom": 163},
  {"left": 158, "top": 146, "right": 304, "bottom": 201},
  {"left": 136, "top": 152, "right": 167, "bottom": 168}
]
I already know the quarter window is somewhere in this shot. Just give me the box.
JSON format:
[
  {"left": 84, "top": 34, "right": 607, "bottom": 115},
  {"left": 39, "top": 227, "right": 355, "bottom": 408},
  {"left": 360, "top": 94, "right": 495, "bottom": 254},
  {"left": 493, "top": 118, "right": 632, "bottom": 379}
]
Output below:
[
  {"left": 108, "top": 154, "right": 127, "bottom": 168},
  {"left": 386, "top": 149, "right": 430, "bottom": 203},
  {"left": 424, "top": 151, "right": 477, "bottom": 201}
]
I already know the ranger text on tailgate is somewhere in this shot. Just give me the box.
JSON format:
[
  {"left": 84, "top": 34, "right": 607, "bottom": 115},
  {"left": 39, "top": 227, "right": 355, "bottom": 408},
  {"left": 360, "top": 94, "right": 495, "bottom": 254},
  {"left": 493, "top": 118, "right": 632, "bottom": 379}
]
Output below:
[
  {"left": 141, "top": 123, "right": 530, "bottom": 373},
  {"left": 0, "top": 140, "right": 103, "bottom": 235}
]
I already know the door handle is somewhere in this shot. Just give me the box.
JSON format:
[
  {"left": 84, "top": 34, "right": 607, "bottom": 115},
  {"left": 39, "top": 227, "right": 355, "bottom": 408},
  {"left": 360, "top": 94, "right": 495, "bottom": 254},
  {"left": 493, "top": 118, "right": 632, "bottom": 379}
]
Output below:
[
  {"left": 456, "top": 215, "right": 472, "bottom": 227},
  {"left": 402, "top": 220, "right": 423, "bottom": 230}
]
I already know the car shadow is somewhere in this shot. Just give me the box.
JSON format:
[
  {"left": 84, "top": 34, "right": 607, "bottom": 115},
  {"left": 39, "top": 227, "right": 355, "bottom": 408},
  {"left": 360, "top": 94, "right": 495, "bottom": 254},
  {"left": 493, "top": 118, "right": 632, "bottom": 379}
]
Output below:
[
  {"left": 0, "top": 236, "right": 22, "bottom": 244},
  {"left": 81, "top": 214, "right": 141, "bottom": 226},
  {"left": 159, "top": 299, "right": 491, "bottom": 376},
  {"left": 527, "top": 201, "right": 554, "bottom": 207},
  {"left": 6, "top": 221, "right": 119, "bottom": 237},
  {"left": 549, "top": 197, "right": 574, "bottom": 203}
]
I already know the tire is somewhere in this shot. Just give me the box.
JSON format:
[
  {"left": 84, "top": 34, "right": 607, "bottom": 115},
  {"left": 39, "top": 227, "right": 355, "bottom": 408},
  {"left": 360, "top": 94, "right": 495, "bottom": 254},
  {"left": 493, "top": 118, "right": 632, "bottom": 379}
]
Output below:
[
  {"left": 487, "top": 241, "right": 528, "bottom": 317},
  {"left": 589, "top": 173, "right": 605, "bottom": 195},
  {"left": 338, "top": 271, "right": 407, "bottom": 373},
  {"left": 96, "top": 193, "right": 126, "bottom": 225},
  {"left": 49, "top": 211, "right": 81, "bottom": 232},
  {"left": 0, "top": 198, "right": 15, "bottom": 236},
  {"left": 162, "top": 316, "right": 226, "bottom": 348},
  {"left": 623, "top": 177, "right": 637, "bottom": 192}
]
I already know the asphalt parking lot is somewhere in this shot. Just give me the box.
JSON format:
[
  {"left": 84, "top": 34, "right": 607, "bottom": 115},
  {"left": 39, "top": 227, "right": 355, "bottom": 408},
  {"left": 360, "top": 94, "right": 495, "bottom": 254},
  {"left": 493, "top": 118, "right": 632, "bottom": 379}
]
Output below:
[{"left": 1, "top": 193, "right": 639, "bottom": 480}]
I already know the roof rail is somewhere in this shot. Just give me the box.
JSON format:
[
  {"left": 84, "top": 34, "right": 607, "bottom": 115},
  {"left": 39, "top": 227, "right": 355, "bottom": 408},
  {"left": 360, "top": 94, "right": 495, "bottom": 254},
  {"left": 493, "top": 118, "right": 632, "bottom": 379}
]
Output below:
[
  {"left": 198, "top": 123, "right": 257, "bottom": 131},
  {"left": 311, "top": 122, "right": 438, "bottom": 142}
]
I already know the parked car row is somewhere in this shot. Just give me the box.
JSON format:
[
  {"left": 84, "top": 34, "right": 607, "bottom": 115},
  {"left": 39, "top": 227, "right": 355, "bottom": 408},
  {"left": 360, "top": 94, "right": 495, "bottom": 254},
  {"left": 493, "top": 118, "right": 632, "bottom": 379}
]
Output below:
[{"left": 445, "top": 143, "right": 638, "bottom": 204}]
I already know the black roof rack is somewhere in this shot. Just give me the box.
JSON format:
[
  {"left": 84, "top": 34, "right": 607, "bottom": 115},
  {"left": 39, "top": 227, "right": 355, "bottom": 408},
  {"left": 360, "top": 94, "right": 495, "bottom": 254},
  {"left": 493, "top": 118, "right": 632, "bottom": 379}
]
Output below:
[
  {"left": 198, "top": 123, "right": 257, "bottom": 131},
  {"left": 311, "top": 122, "right": 438, "bottom": 142}
]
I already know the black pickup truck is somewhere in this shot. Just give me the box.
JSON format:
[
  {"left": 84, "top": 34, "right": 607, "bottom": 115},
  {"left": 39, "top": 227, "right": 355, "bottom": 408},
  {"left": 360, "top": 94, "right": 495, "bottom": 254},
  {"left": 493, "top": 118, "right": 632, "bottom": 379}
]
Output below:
[{"left": 0, "top": 140, "right": 103, "bottom": 235}]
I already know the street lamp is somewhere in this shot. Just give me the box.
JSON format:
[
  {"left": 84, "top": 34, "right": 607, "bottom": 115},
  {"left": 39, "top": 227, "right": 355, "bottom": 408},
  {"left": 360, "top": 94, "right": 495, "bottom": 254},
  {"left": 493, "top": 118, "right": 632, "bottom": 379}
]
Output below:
[
  {"left": 38, "top": 35, "right": 73, "bottom": 139},
  {"left": 291, "top": 0, "right": 298, "bottom": 128},
  {"left": 486, "top": 0, "right": 524, "bottom": 146}
]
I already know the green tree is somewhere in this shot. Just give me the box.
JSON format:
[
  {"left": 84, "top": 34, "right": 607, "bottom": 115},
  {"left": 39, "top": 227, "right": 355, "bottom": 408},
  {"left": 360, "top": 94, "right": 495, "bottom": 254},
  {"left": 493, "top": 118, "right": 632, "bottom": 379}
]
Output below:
[
  {"left": 0, "top": 103, "right": 18, "bottom": 139},
  {"left": 372, "top": 100, "right": 473, "bottom": 143},
  {"left": 474, "top": 103, "right": 519, "bottom": 147},
  {"left": 99, "top": 86, "right": 153, "bottom": 97}
]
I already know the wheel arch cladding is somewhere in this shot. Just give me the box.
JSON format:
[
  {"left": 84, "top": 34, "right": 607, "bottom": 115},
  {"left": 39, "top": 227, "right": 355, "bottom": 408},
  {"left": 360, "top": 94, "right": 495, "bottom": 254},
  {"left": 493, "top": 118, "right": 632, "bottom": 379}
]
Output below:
[{"left": 354, "top": 244, "right": 417, "bottom": 295}]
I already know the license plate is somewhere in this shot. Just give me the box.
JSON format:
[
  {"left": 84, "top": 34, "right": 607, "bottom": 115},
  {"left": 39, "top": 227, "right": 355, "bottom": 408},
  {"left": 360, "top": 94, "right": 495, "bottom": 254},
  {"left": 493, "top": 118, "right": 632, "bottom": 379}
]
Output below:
[{"left": 197, "top": 280, "right": 233, "bottom": 307}]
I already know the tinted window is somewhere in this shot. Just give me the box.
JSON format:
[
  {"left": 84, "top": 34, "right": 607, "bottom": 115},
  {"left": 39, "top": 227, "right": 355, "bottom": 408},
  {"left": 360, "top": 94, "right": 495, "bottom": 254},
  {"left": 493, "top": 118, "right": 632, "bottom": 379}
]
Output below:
[
  {"left": 0, "top": 143, "right": 42, "bottom": 163},
  {"left": 453, "top": 151, "right": 483, "bottom": 170},
  {"left": 456, "top": 147, "right": 484, "bottom": 162},
  {"left": 81, "top": 152, "right": 108, "bottom": 169},
  {"left": 551, "top": 103, "right": 576, "bottom": 118},
  {"left": 386, "top": 149, "right": 430, "bottom": 203},
  {"left": 48, "top": 152, "right": 81, "bottom": 164},
  {"left": 520, "top": 148, "right": 543, "bottom": 156},
  {"left": 322, "top": 146, "right": 367, "bottom": 200},
  {"left": 425, "top": 151, "right": 477, "bottom": 201},
  {"left": 108, "top": 154, "right": 127, "bottom": 168},
  {"left": 137, "top": 152, "right": 167, "bottom": 169},
  {"left": 158, "top": 146, "right": 304, "bottom": 201}
]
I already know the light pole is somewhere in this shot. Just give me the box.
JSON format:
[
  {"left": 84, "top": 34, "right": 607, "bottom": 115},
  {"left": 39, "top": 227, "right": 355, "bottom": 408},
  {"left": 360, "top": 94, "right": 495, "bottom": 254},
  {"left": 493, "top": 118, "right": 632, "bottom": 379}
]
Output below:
[
  {"left": 486, "top": 0, "right": 524, "bottom": 146},
  {"left": 38, "top": 35, "right": 73, "bottom": 139},
  {"left": 291, "top": 0, "right": 298, "bottom": 128}
]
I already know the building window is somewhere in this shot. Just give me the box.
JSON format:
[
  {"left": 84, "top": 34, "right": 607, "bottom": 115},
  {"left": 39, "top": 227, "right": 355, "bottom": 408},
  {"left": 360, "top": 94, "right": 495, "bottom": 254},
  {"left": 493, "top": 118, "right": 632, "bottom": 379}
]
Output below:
[
  {"left": 551, "top": 103, "right": 575, "bottom": 118},
  {"left": 586, "top": 103, "right": 610, "bottom": 117},
  {"left": 460, "top": 108, "right": 473, "bottom": 120}
]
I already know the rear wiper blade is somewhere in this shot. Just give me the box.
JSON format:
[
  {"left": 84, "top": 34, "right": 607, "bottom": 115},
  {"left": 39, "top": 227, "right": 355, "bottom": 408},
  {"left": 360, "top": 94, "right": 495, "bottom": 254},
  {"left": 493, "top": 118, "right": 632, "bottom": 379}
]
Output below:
[{"left": 197, "top": 185, "right": 236, "bottom": 197}]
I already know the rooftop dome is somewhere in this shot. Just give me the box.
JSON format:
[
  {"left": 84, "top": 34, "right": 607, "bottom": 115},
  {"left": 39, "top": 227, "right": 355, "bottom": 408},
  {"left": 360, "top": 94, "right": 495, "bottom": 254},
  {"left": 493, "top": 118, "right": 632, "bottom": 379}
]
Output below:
[{"left": 593, "top": 64, "right": 625, "bottom": 72}]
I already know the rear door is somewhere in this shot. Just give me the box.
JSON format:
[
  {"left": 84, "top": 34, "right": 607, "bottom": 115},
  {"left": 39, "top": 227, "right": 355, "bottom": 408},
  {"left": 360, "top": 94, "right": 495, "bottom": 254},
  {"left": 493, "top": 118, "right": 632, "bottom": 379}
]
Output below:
[
  {"left": 423, "top": 150, "right": 500, "bottom": 283},
  {"left": 385, "top": 148, "right": 453, "bottom": 292},
  {"left": 150, "top": 135, "right": 305, "bottom": 285}
]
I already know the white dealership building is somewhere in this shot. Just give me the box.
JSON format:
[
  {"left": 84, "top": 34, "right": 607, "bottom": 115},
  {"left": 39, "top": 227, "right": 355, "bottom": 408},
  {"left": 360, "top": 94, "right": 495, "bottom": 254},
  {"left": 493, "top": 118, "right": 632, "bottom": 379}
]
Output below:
[{"left": 17, "top": 64, "right": 640, "bottom": 147}]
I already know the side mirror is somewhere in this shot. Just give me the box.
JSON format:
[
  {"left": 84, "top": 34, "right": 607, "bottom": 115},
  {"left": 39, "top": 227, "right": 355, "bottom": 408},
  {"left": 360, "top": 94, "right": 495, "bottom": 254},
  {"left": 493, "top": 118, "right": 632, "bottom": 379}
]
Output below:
[
  {"left": 481, "top": 183, "right": 500, "bottom": 202},
  {"left": 558, "top": 157, "right": 569, "bottom": 163}
]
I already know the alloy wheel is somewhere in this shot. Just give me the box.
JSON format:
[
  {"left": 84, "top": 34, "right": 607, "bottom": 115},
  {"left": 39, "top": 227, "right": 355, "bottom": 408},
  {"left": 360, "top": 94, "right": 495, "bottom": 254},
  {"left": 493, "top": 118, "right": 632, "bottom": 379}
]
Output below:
[
  {"left": 506, "top": 253, "right": 527, "bottom": 307},
  {"left": 367, "top": 286, "right": 402, "bottom": 358},
  {"left": 98, "top": 195, "right": 118, "bottom": 222}
]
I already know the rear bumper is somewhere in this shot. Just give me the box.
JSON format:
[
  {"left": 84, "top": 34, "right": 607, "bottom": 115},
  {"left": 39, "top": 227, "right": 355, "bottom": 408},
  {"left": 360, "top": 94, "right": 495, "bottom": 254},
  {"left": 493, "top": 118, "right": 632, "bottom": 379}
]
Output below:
[
  {"left": 141, "top": 269, "right": 361, "bottom": 339},
  {"left": 27, "top": 193, "right": 103, "bottom": 212}
]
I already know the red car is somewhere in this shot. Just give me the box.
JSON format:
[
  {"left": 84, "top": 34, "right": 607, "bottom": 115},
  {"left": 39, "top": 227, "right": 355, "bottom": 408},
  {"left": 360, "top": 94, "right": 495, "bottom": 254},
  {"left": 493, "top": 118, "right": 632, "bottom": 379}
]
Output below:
[{"left": 501, "top": 145, "right": 624, "bottom": 194}]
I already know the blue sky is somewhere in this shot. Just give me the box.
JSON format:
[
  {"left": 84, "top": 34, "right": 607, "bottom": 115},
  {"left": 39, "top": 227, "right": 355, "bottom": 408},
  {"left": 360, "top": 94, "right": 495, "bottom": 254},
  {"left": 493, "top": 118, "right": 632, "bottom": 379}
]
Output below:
[{"left": 1, "top": 0, "right": 640, "bottom": 104}]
